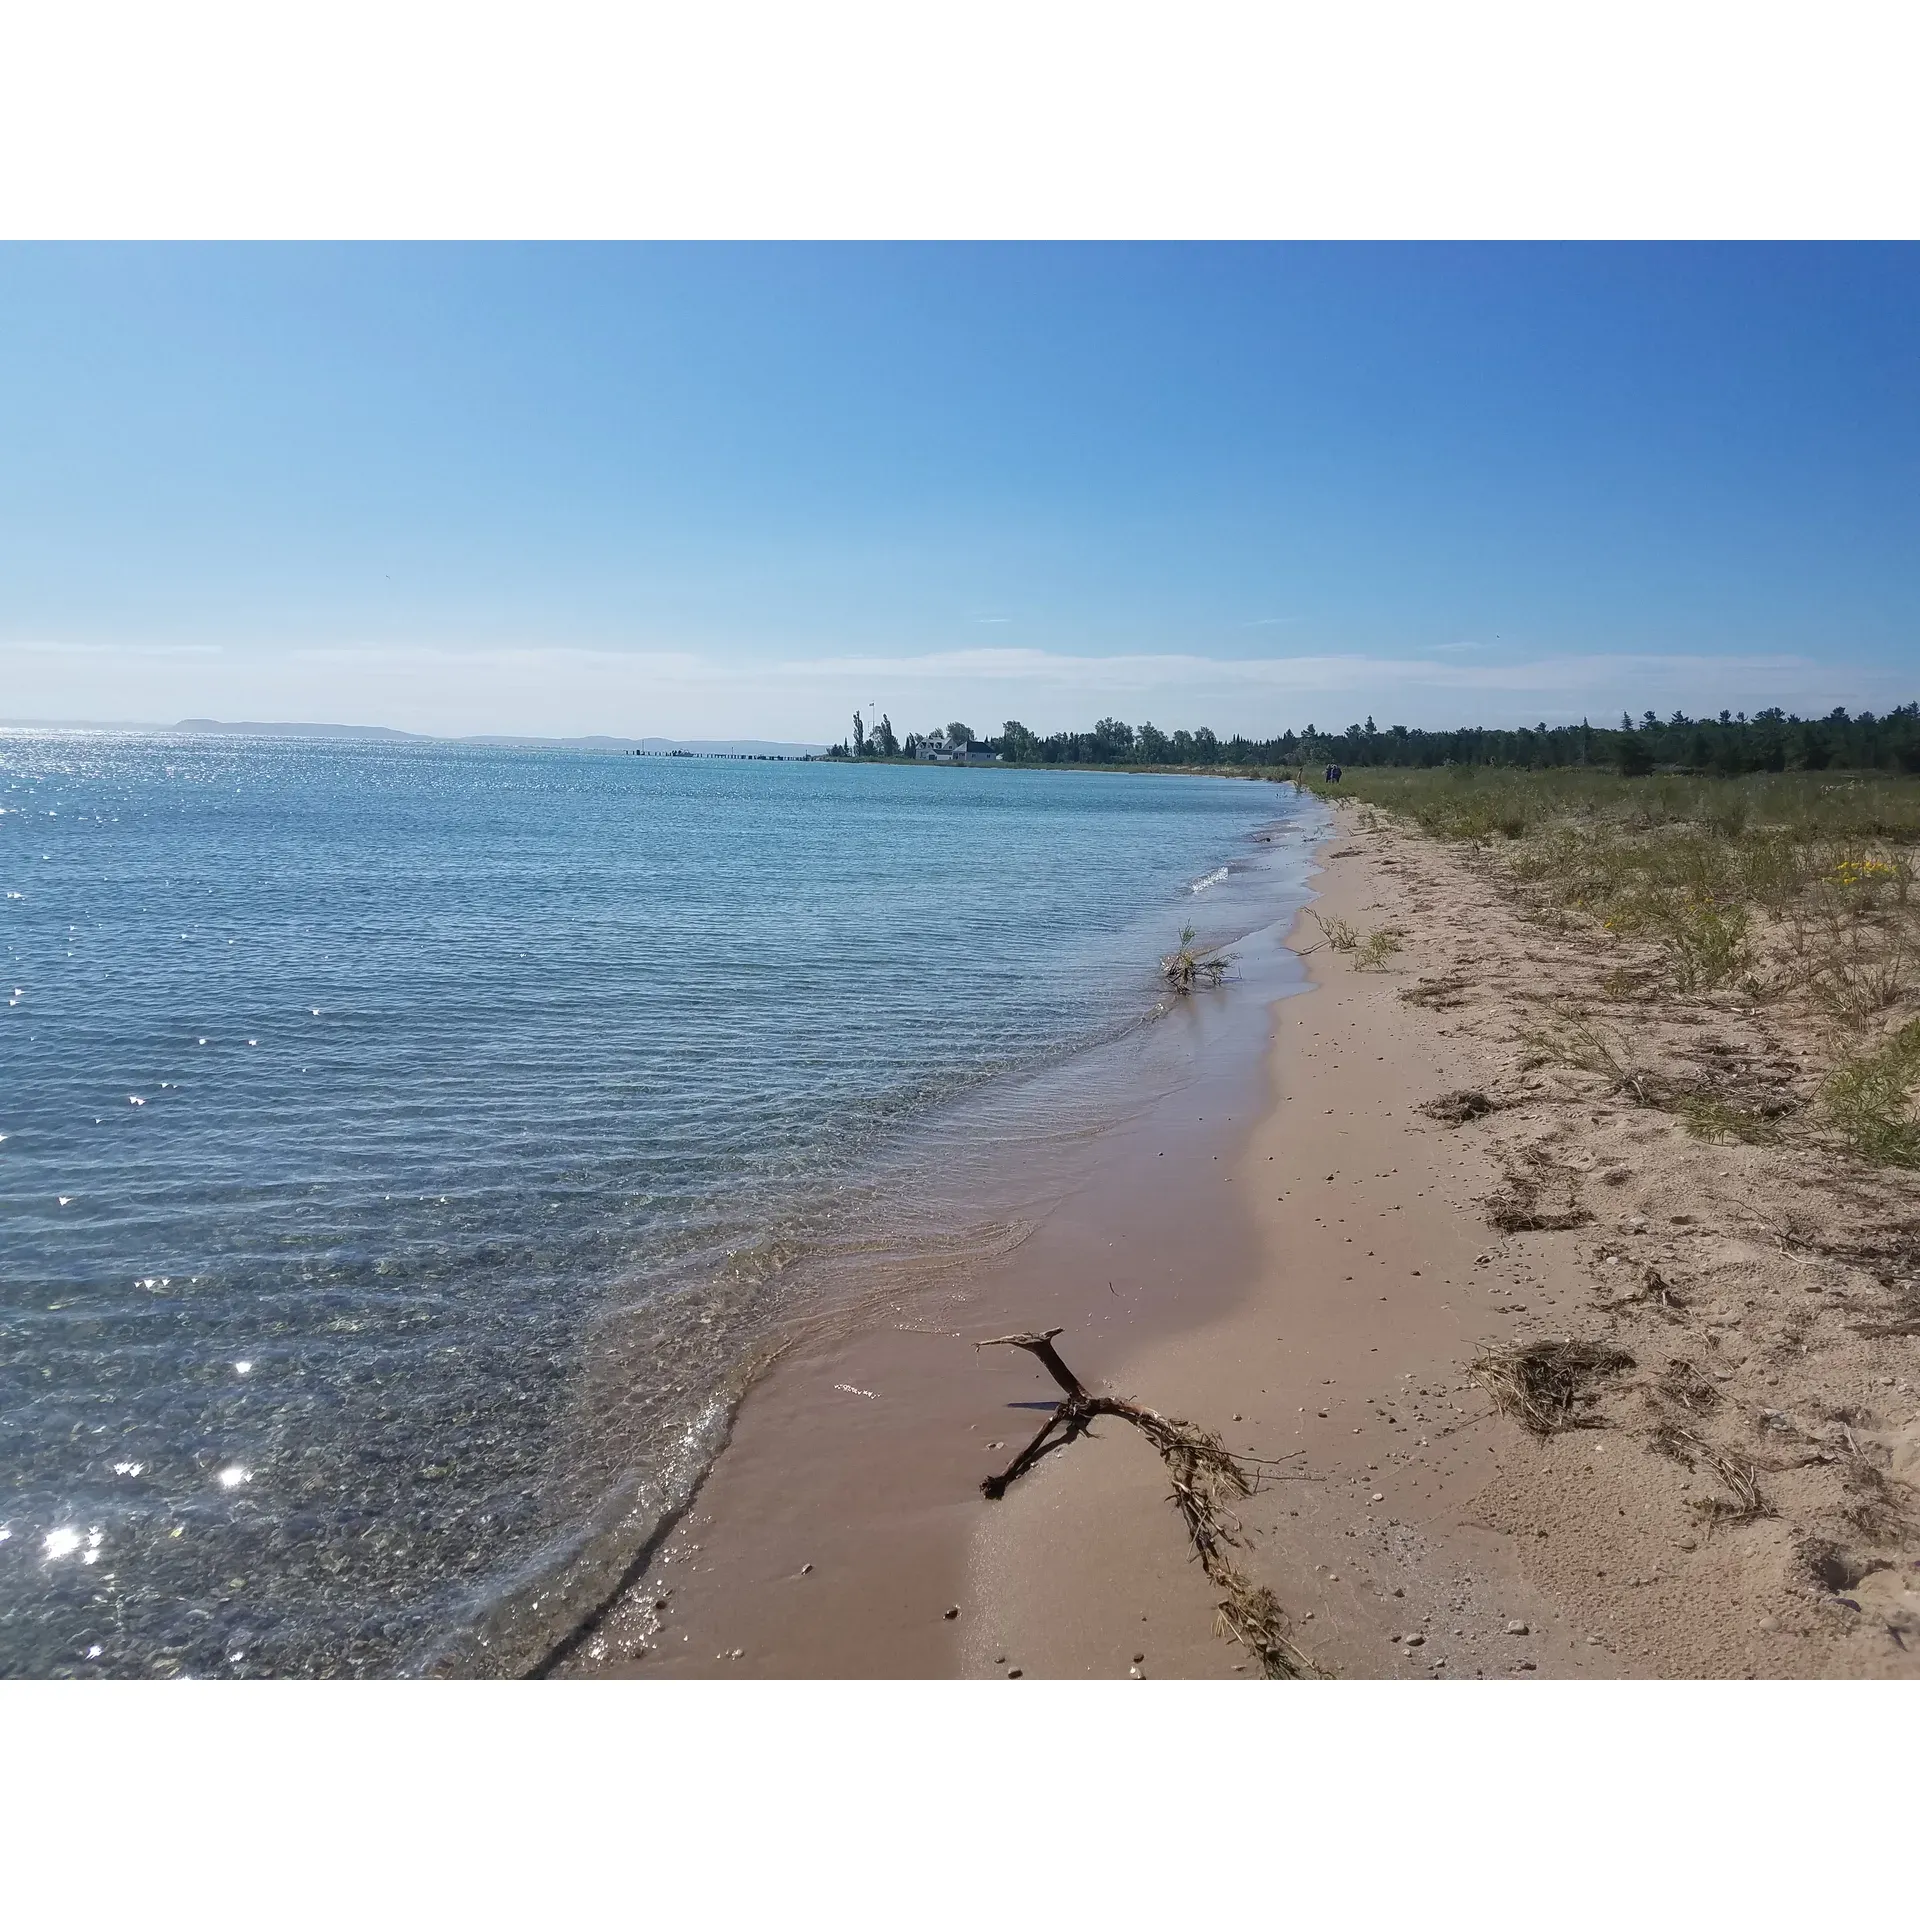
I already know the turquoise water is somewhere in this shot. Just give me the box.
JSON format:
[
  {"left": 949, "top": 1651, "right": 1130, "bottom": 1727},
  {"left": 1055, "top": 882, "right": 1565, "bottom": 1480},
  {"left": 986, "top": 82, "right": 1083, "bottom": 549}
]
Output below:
[{"left": 0, "top": 736, "right": 1316, "bottom": 1676}]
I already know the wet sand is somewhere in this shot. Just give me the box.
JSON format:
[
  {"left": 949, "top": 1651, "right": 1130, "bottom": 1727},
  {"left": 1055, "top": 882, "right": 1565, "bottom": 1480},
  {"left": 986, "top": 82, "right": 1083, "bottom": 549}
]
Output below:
[
  {"left": 575, "top": 818, "right": 1920, "bottom": 1680},
  {"left": 966, "top": 821, "right": 1919, "bottom": 1680},
  {"left": 567, "top": 877, "right": 1301, "bottom": 1677},
  {"left": 570, "top": 835, "right": 1610, "bottom": 1680},
  {"left": 965, "top": 838, "right": 1572, "bottom": 1678}
]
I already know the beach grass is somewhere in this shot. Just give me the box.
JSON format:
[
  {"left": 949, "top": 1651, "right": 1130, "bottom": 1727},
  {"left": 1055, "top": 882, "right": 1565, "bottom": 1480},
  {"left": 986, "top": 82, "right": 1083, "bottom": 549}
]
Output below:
[
  {"left": 1297, "top": 763, "right": 1920, "bottom": 847},
  {"left": 1311, "top": 765, "right": 1920, "bottom": 1166},
  {"left": 1821, "top": 1017, "right": 1920, "bottom": 1167}
]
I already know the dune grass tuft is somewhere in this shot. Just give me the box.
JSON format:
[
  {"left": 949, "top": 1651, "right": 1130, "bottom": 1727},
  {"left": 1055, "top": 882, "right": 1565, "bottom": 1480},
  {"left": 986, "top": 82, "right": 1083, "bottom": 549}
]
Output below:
[
  {"left": 1351, "top": 929, "right": 1403, "bottom": 971},
  {"left": 1821, "top": 1018, "right": 1920, "bottom": 1167},
  {"left": 1307, "top": 910, "right": 1359, "bottom": 952}
]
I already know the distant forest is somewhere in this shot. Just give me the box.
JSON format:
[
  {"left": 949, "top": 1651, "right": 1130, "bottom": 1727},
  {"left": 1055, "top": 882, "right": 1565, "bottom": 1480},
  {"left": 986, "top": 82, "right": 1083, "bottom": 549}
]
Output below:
[{"left": 828, "top": 705, "right": 1920, "bottom": 776}]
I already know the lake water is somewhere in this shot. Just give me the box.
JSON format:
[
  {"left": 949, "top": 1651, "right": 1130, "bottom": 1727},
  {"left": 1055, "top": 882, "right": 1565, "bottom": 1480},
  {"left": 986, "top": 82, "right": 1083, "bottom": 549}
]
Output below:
[{"left": 0, "top": 736, "right": 1320, "bottom": 1676}]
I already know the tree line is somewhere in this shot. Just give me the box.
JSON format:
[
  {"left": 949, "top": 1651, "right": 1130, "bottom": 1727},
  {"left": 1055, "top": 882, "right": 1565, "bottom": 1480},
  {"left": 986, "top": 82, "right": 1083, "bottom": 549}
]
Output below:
[{"left": 825, "top": 704, "right": 1920, "bottom": 775}]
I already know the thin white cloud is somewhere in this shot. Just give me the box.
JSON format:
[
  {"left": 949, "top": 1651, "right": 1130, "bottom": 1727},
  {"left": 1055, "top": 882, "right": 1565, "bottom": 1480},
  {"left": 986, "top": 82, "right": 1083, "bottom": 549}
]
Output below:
[
  {"left": 2, "top": 639, "right": 224, "bottom": 656},
  {"left": 761, "top": 645, "right": 1886, "bottom": 701},
  {"left": 1, "top": 638, "right": 1906, "bottom": 740}
]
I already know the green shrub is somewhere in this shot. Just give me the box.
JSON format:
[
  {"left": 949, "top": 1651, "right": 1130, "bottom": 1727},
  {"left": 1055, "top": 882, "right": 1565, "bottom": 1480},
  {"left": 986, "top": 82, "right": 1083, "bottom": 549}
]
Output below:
[
  {"left": 1352, "top": 930, "right": 1403, "bottom": 971},
  {"left": 1821, "top": 1019, "right": 1920, "bottom": 1167}
]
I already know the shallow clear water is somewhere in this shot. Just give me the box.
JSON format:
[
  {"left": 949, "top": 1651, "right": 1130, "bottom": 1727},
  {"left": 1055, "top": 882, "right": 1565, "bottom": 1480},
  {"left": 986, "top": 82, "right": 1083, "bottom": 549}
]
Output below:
[{"left": 0, "top": 736, "right": 1316, "bottom": 1676}]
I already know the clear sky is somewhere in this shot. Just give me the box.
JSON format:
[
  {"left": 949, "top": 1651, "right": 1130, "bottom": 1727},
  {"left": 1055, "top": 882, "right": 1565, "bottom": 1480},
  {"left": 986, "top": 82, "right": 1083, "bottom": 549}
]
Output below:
[{"left": 3, "top": 243, "right": 1916, "bottom": 739}]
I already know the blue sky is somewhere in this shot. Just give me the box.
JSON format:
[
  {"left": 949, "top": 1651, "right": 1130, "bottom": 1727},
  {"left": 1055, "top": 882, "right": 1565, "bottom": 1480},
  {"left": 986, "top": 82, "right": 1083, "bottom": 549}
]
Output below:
[{"left": 3, "top": 243, "right": 1916, "bottom": 738}]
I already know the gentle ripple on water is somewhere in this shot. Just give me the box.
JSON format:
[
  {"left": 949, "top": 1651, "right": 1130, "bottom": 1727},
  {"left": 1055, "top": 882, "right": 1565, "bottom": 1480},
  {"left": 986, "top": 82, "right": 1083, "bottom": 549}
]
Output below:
[{"left": 0, "top": 735, "right": 1322, "bottom": 1676}]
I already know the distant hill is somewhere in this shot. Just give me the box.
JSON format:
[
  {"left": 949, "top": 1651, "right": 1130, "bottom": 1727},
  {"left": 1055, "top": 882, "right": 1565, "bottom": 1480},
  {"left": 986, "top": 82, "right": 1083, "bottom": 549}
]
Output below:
[
  {"left": 1, "top": 717, "right": 827, "bottom": 756},
  {"left": 172, "top": 718, "right": 421, "bottom": 740}
]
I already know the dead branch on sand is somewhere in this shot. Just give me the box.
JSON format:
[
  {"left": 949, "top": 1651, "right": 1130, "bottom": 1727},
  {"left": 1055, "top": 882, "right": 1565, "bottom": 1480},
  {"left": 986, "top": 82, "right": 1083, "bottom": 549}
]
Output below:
[
  {"left": 975, "top": 1330, "right": 1321, "bottom": 1678},
  {"left": 1161, "top": 924, "right": 1231, "bottom": 993},
  {"left": 1468, "top": 1338, "right": 1636, "bottom": 1437}
]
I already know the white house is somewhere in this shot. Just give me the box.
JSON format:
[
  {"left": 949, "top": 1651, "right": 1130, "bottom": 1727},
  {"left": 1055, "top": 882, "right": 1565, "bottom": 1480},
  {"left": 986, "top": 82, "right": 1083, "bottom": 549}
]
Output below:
[{"left": 915, "top": 741, "right": 1000, "bottom": 765}]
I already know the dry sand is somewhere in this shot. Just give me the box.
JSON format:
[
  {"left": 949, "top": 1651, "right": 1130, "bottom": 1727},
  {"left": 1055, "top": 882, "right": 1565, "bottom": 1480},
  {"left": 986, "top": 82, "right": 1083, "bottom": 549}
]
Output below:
[{"left": 574, "top": 818, "right": 1920, "bottom": 1680}]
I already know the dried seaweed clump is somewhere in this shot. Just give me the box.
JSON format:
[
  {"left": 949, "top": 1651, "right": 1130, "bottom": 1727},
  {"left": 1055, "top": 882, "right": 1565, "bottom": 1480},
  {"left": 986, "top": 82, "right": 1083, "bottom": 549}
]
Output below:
[
  {"left": 1650, "top": 1423, "right": 1775, "bottom": 1526},
  {"left": 1486, "top": 1174, "right": 1594, "bottom": 1234},
  {"left": 1648, "top": 1356, "right": 1718, "bottom": 1414},
  {"left": 1421, "top": 1088, "right": 1496, "bottom": 1128},
  {"left": 1468, "top": 1338, "right": 1635, "bottom": 1437},
  {"left": 977, "top": 1331, "right": 1320, "bottom": 1678},
  {"left": 1401, "top": 974, "right": 1471, "bottom": 1010}
]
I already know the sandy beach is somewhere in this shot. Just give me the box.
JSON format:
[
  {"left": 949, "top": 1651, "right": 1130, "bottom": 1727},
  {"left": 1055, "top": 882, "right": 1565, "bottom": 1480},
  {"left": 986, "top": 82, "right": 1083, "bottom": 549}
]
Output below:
[{"left": 572, "top": 812, "right": 1920, "bottom": 1681}]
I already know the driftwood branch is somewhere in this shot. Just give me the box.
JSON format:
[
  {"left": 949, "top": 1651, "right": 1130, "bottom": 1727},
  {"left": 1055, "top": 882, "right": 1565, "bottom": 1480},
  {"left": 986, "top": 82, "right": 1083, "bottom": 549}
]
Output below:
[
  {"left": 974, "top": 1329, "right": 1087, "bottom": 1399},
  {"left": 974, "top": 1331, "right": 1322, "bottom": 1678},
  {"left": 1160, "top": 924, "right": 1231, "bottom": 994}
]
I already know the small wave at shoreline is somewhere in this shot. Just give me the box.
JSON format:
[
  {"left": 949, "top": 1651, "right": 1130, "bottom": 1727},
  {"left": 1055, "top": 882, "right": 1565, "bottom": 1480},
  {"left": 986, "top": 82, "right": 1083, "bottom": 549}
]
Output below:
[{"left": 480, "top": 800, "right": 1330, "bottom": 1675}]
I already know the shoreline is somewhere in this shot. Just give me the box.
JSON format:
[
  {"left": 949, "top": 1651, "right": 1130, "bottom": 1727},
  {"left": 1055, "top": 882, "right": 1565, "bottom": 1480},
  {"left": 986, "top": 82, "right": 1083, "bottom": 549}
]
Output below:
[
  {"left": 965, "top": 814, "right": 1919, "bottom": 1680},
  {"left": 573, "top": 811, "right": 1920, "bottom": 1680},
  {"left": 561, "top": 840, "right": 1313, "bottom": 1677},
  {"left": 961, "top": 831, "right": 1569, "bottom": 1677}
]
